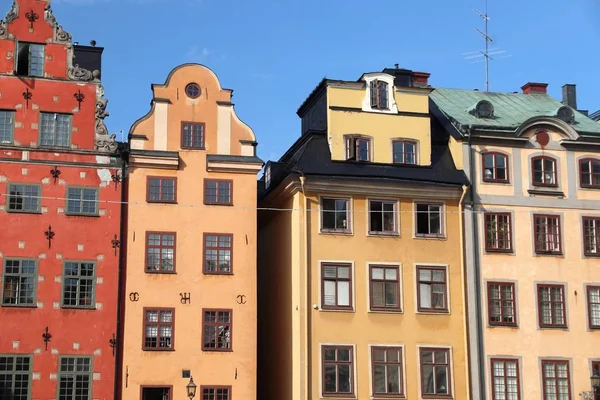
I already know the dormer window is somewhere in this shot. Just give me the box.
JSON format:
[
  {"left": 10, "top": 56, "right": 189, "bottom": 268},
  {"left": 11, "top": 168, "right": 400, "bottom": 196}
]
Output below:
[
  {"left": 16, "top": 42, "right": 45, "bottom": 77},
  {"left": 393, "top": 140, "right": 417, "bottom": 165},
  {"left": 370, "top": 80, "right": 388, "bottom": 110},
  {"left": 475, "top": 100, "right": 494, "bottom": 118},
  {"left": 532, "top": 156, "right": 557, "bottom": 187},
  {"left": 556, "top": 106, "right": 575, "bottom": 124},
  {"left": 345, "top": 135, "right": 371, "bottom": 162},
  {"left": 264, "top": 165, "right": 271, "bottom": 189}
]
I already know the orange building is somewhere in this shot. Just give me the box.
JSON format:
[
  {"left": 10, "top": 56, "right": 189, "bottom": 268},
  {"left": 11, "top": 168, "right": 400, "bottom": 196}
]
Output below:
[{"left": 120, "top": 64, "right": 262, "bottom": 400}]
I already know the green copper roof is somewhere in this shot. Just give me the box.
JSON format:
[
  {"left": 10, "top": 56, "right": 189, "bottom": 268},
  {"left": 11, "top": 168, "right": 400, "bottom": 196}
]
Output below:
[{"left": 430, "top": 87, "right": 600, "bottom": 136}]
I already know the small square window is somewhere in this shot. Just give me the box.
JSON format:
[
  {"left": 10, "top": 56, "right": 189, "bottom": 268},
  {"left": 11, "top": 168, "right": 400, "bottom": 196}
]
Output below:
[
  {"left": 202, "top": 309, "right": 232, "bottom": 351},
  {"left": 58, "top": 356, "right": 92, "bottom": 400},
  {"left": 487, "top": 282, "right": 517, "bottom": 327},
  {"left": 141, "top": 387, "right": 172, "bottom": 400},
  {"left": 588, "top": 286, "right": 600, "bottom": 329},
  {"left": 0, "top": 355, "right": 32, "bottom": 400},
  {"left": 490, "top": 358, "right": 520, "bottom": 400},
  {"left": 16, "top": 42, "right": 45, "bottom": 77},
  {"left": 322, "top": 263, "right": 352, "bottom": 310},
  {"left": 181, "top": 122, "right": 205, "bottom": 149},
  {"left": 537, "top": 284, "right": 566, "bottom": 328},
  {"left": 204, "top": 180, "right": 232, "bottom": 205},
  {"left": 204, "top": 233, "right": 232, "bottom": 274},
  {"left": 420, "top": 348, "right": 451, "bottom": 397},
  {"left": 415, "top": 203, "right": 443, "bottom": 237},
  {"left": 482, "top": 152, "right": 509, "bottom": 183},
  {"left": 368, "top": 200, "right": 397, "bottom": 235},
  {"left": 147, "top": 177, "right": 177, "bottom": 203},
  {"left": 345, "top": 136, "right": 371, "bottom": 161},
  {"left": 143, "top": 308, "right": 174, "bottom": 350},
  {"left": 321, "top": 198, "right": 350, "bottom": 233},
  {"left": 66, "top": 187, "right": 98, "bottom": 216},
  {"left": 7, "top": 183, "right": 41, "bottom": 213},
  {"left": 580, "top": 158, "right": 600, "bottom": 188},
  {"left": 322, "top": 345, "right": 354, "bottom": 396},
  {"left": 0, "top": 110, "right": 15, "bottom": 144},
  {"left": 369, "top": 265, "right": 400, "bottom": 312},
  {"left": 417, "top": 266, "right": 448, "bottom": 312},
  {"left": 534, "top": 215, "right": 562, "bottom": 255},
  {"left": 372, "top": 346, "right": 404, "bottom": 396},
  {"left": 532, "top": 156, "right": 557, "bottom": 187},
  {"left": 2, "top": 259, "right": 37, "bottom": 306},
  {"left": 583, "top": 217, "right": 600, "bottom": 256},
  {"left": 393, "top": 140, "right": 417, "bottom": 164},
  {"left": 62, "top": 261, "right": 95, "bottom": 308},
  {"left": 146, "top": 232, "right": 176, "bottom": 273},
  {"left": 370, "top": 80, "right": 389, "bottom": 110},
  {"left": 484, "top": 213, "right": 512, "bottom": 252},
  {"left": 201, "top": 387, "right": 231, "bottom": 400},
  {"left": 541, "top": 360, "right": 571, "bottom": 400},
  {"left": 40, "top": 113, "right": 71, "bottom": 147}
]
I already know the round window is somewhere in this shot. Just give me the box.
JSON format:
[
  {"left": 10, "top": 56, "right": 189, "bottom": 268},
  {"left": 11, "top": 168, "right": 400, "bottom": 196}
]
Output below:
[{"left": 185, "top": 83, "right": 201, "bottom": 99}]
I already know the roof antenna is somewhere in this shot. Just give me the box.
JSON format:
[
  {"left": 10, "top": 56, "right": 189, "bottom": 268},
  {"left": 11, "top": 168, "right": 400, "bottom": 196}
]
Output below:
[{"left": 394, "top": 63, "right": 399, "bottom": 70}]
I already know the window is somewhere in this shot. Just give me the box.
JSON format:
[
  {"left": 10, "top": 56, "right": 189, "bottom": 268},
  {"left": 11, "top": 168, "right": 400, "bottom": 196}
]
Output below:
[
  {"left": 7, "top": 183, "right": 41, "bottom": 213},
  {"left": 490, "top": 358, "right": 520, "bottom": 400},
  {"left": 368, "top": 200, "right": 397, "bottom": 235},
  {"left": 202, "top": 309, "right": 232, "bottom": 351},
  {"left": 583, "top": 217, "right": 600, "bottom": 256},
  {"left": 580, "top": 159, "right": 600, "bottom": 188},
  {"left": 141, "top": 387, "right": 171, "bottom": 400},
  {"left": 587, "top": 286, "right": 600, "bottom": 329},
  {"left": 393, "top": 140, "right": 417, "bottom": 164},
  {"left": 534, "top": 215, "right": 562, "bottom": 255},
  {"left": 185, "top": 83, "right": 201, "bottom": 99},
  {"left": 593, "top": 361, "right": 600, "bottom": 377},
  {"left": 321, "top": 198, "right": 350, "bottom": 233},
  {"left": 541, "top": 360, "right": 571, "bottom": 400},
  {"left": 538, "top": 284, "right": 566, "bottom": 328},
  {"left": 369, "top": 266, "right": 401, "bottom": 312},
  {"left": 417, "top": 266, "right": 447, "bottom": 312},
  {"left": 322, "top": 263, "right": 352, "bottom": 310},
  {"left": 204, "top": 180, "right": 232, "bottom": 205},
  {"left": 40, "top": 113, "right": 71, "bottom": 147},
  {"left": 16, "top": 42, "right": 45, "bottom": 77},
  {"left": 143, "top": 308, "right": 174, "bottom": 350},
  {"left": 0, "top": 110, "right": 14, "bottom": 144},
  {"left": 264, "top": 165, "right": 271, "bottom": 189},
  {"left": 420, "top": 348, "right": 451, "bottom": 397},
  {"left": 201, "top": 387, "right": 231, "bottom": 400},
  {"left": 0, "top": 355, "right": 31, "bottom": 400},
  {"left": 2, "top": 259, "right": 37, "bottom": 306},
  {"left": 58, "top": 356, "right": 92, "bottom": 400},
  {"left": 62, "top": 261, "right": 95, "bottom": 308},
  {"left": 345, "top": 136, "right": 371, "bottom": 161},
  {"left": 204, "top": 234, "right": 232, "bottom": 274},
  {"left": 322, "top": 345, "right": 354, "bottom": 396},
  {"left": 482, "top": 152, "right": 509, "bottom": 183},
  {"left": 370, "top": 80, "right": 389, "bottom": 109},
  {"left": 485, "top": 213, "right": 512, "bottom": 252},
  {"left": 532, "top": 156, "right": 557, "bottom": 186},
  {"left": 181, "top": 122, "right": 205, "bottom": 149},
  {"left": 147, "top": 177, "right": 176, "bottom": 203},
  {"left": 66, "top": 187, "right": 98, "bottom": 216},
  {"left": 146, "top": 232, "right": 176, "bottom": 273},
  {"left": 372, "top": 347, "right": 404, "bottom": 397},
  {"left": 487, "top": 282, "right": 517, "bottom": 326},
  {"left": 415, "top": 203, "right": 443, "bottom": 237}
]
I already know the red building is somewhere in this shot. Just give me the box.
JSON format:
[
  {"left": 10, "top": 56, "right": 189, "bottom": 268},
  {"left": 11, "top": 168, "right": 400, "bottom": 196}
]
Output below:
[{"left": 0, "top": 1, "right": 122, "bottom": 399}]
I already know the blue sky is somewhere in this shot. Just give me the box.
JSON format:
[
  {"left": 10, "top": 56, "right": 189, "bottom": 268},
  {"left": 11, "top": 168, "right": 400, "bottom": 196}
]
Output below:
[{"left": 43, "top": 0, "right": 600, "bottom": 162}]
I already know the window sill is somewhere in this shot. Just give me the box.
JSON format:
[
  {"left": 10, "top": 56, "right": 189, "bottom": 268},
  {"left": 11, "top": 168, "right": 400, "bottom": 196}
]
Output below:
[
  {"left": 202, "top": 348, "right": 233, "bottom": 353},
  {"left": 204, "top": 202, "right": 233, "bottom": 207},
  {"left": 320, "top": 230, "right": 353, "bottom": 236},
  {"left": 64, "top": 213, "right": 100, "bottom": 218},
  {"left": 528, "top": 189, "right": 565, "bottom": 197},
  {"left": 482, "top": 179, "right": 511, "bottom": 185},
  {"left": 6, "top": 210, "right": 42, "bottom": 215},
  {"left": 416, "top": 309, "right": 449, "bottom": 315},
  {"left": 488, "top": 323, "right": 518, "bottom": 328},
  {"left": 368, "top": 231, "right": 400, "bottom": 238},
  {"left": 145, "top": 270, "right": 177, "bottom": 274},
  {"left": 485, "top": 248, "right": 513, "bottom": 254},
  {"left": 203, "top": 271, "right": 234, "bottom": 275},
  {"left": 147, "top": 200, "right": 177, "bottom": 204},
  {"left": 319, "top": 307, "right": 355, "bottom": 313},
  {"left": 421, "top": 395, "right": 453, "bottom": 399},
  {"left": 369, "top": 309, "right": 403, "bottom": 314},
  {"left": 539, "top": 325, "right": 568, "bottom": 330},
  {"left": 371, "top": 396, "right": 406, "bottom": 399},
  {"left": 142, "top": 348, "right": 175, "bottom": 352},
  {"left": 61, "top": 306, "right": 96, "bottom": 310},
  {"left": 321, "top": 394, "right": 356, "bottom": 399},
  {"left": 534, "top": 251, "right": 563, "bottom": 257},
  {"left": 414, "top": 234, "right": 446, "bottom": 240},
  {"left": 584, "top": 253, "right": 600, "bottom": 258},
  {"left": 181, "top": 146, "right": 206, "bottom": 150},
  {"left": 1, "top": 304, "right": 37, "bottom": 308},
  {"left": 580, "top": 185, "right": 600, "bottom": 190}
]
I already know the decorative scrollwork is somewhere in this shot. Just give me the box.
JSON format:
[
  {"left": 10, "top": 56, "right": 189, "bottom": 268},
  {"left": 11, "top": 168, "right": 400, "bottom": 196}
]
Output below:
[
  {"left": 45, "top": 5, "right": 72, "bottom": 44},
  {"left": 67, "top": 64, "right": 95, "bottom": 82},
  {"left": 94, "top": 91, "right": 117, "bottom": 152},
  {"left": 5, "top": 1, "right": 18, "bottom": 24},
  {"left": 236, "top": 295, "right": 247, "bottom": 305},
  {"left": 129, "top": 292, "right": 139, "bottom": 302},
  {"left": 581, "top": 391, "right": 594, "bottom": 400}
]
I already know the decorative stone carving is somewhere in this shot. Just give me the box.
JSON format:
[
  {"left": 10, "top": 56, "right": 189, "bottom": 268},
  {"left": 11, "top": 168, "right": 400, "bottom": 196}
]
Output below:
[
  {"left": 581, "top": 392, "right": 594, "bottom": 400},
  {"left": 94, "top": 86, "right": 117, "bottom": 152},
  {"left": 0, "top": 21, "right": 6, "bottom": 39},
  {"left": 0, "top": 1, "right": 18, "bottom": 39},
  {"left": 67, "top": 65, "right": 95, "bottom": 82},
  {"left": 45, "top": 5, "right": 72, "bottom": 44}
]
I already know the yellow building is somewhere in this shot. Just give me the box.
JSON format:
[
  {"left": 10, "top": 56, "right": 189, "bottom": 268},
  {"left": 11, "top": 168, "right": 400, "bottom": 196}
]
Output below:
[
  {"left": 258, "top": 68, "right": 470, "bottom": 400},
  {"left": 431, "top": 83, "right": 600, "bottom": 399},
  {"left": 121, "top": 64, "right": 262, "bottom": 400}
]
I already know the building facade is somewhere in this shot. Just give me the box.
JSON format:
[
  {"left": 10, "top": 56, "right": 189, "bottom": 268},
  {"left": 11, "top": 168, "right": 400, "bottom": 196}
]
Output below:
[
  {"left": 258, "top": 68, "right": 470, "bottom": 400},
  {"left": 0, "top": 0, "right": 122, "bottom": 399},
  {"left": 121, "top": 64, "right": 262, "bottom": 400},
  {"left": 431, "top": 83, "right": 600, "bottom": 399}
]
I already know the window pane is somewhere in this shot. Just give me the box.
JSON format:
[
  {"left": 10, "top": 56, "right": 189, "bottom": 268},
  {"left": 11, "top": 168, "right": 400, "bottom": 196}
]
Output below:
[
  {"left": 324, "top": 365, "right": 336, "bottom": 392},
  {"left": 338, "top": 364, "right": 351, "bottom": 392},
  {"left": 337, "top": 282, "right": 350, "bottom": 306},
  {"left": 420, "top": 283, "right": 432, "bottom": 308},
  {"left": 324, "top": 281, "right": 336, "bottom": 305},
  {"left": 374, "top": 364, "right": 386, "bottom": 393}
]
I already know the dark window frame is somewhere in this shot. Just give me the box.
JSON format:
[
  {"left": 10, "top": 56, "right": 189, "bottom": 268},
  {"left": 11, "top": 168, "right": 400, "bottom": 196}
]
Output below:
[
  {"left": 0, "top": 109, "right": 15, "bottom": 144},
  {"left": 322, "top": 345, "right": 355, "bottom": 397},
  {"left": 579, "top": 158, "right": 600, "bottom": 189},
  {"left": 16, "top": 42, "right": 45, "bottom": 77},
  {"left": 419, "top": 347, "right": 452, "bottom": 398},
  {"left": 371, "top": 346, "right": 404, "bottom": 397},
  {"left": 39, "top": 112, "right": 72, "bottom": 148},
  {"left": 484, "top": 212, "right": 513, "bottom": 252},
  {"left": 61, "top": 261, "right": 96, "bottom": 309},
  {"left": 490, "top": 358, "right": 520, "bottom": 400},
  {"left": 203, "top": 233, "right": 233, "bottom": 275},
  {"left": 369, "top": 265, "right": 401, "bottom": 312},
  {"left": 534, "top": 214, "right": 562, "bottom": 255},
  {"left": 487, "top": 282, "right": 517, "bottom": 327},
  {"left": 202, "top": 308, "right": 233, "bottom": 352},
  {"left": 370, "top": 80, "right": 389, "bottom": 110},
  {"left": 392, "top": 139, "right": 417, "bottom": 165},
  {"left": 587, "top": 285, "right": 600, "bottom": 329},
  {"left": 583, "top": 216, "right": 600, "bottom": 257},
  {"left": 140, "top": 386, "right": 173, "bottom": 400},
  {"left": 145, "top": 232, "right": 176, "bottom": 274},
  {"left": 57, "top": 355, "right": 92, "bottom": 400},
  {"left": 415, "top": 202, "right": 444, "bottom": 238},
  {"left": 185, "top": 83, "right": 201, "bottom": 99},
  {"left": 416, "top": 266, "right": 448, "bottom": 313},
  {"left": 345, "top": 135, "right": 371, "bottom": 162},
  {"left": 204, "top": 179, "right": 233, "bottom": 206},
  {"left": 6, "top": 183, "right": 41, "bottom": 213},
  {"left": 541, "top": 359, "right": 571, "bottom": 400},
  {"left": 537, "top": 284, "right": 567, "bottom": 329},
  {"left": 321, "top": 263, "right": 353, "bottom": 311},
  {"left": 531, "top": 156, "right": 558, "bottom": 187},
  {"left": 368, "top": 199, "right": 398, "bottom": 236},
  {"left": 1, "top": 258, "right": 38, "bottom": 307},
  {"left": 200, "top": 386, "right": 231, "bottom": 400},
  {"left": 65, "top": 186, "right": 99, "bottom": 216},
  {"left": 0, "top": 354, "right": 32, "bottom": 400},
  {"left": 146, "top": 176, "right": 177, "bottom": 204},
  {"left": 181, "top": 121, "right": 205, "bottom": 149},
  {"left": 482, "top": 152, "right": 510, "bottom": 183},
  {"left": 320, "top": 197, "right": 351, "bottom": 234},
  {"left": 142, "top": 307, "right": 175, "bottom": 351}
]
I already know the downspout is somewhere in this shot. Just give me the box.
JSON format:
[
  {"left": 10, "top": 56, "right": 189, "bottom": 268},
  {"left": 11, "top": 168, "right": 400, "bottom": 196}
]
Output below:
[
  {"left": 299, "top": 175, "right": 311, "bottom": 400},
  {"left": 467, "top": 127, "right": 486, "bottom": 399},
  {"left": 458, "top": 184, "right": 470, "bottom": 400},
  {"left": 114, "top": 148, "right": 128, "bottom": 400}
]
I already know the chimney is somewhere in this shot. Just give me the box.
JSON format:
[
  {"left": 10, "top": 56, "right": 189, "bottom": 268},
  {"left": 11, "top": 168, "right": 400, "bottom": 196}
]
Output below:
[
  {"left": 561, "top": 84, "right": 577, "bottom": 109},
  {"left": 521, "top": 82, "right": 548, "bottom": 94},
  {"left": 411, "top": 71, "right": 430, "bottom": 88}
]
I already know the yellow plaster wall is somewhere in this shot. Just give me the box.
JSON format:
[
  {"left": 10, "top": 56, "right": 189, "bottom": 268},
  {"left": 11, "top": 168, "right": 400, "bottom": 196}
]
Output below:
[
  {"left": 123, "top": 64, "right": 257, "bottom": 400},
  {"left": 395, "top": 91, "right": 430, "bottom": 114},
  {"left": 448, "top": 135, "right": 464, "bottom": 170}
]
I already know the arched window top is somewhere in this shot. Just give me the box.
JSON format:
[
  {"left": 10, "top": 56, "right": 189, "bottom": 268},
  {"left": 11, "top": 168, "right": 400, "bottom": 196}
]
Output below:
[
  {"left": 370, "top": 80, "right": 389, "bottom": 110},
  {"left": 556, "top": 106, "right": 575, "bottom": 124},
  {"left": 532, "top": 156, "right": 558, "bottom": 187},
  {"left": 579, "top": 158, "right": 600, "bottom": 188},
  {"left": 475, "top": 100, "right": 494, "bottom": 118},
  {"left": 482, "top": 152, "right": 509, "bottom": 183}
]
